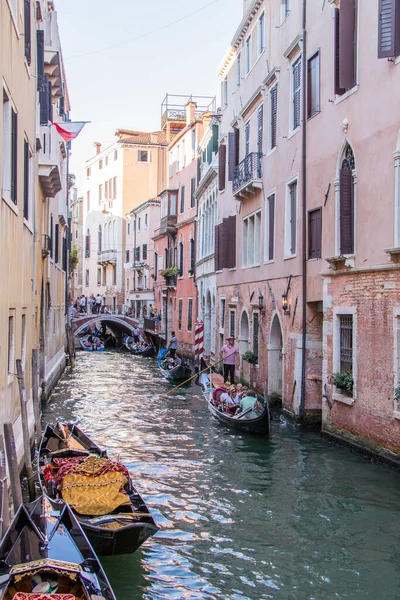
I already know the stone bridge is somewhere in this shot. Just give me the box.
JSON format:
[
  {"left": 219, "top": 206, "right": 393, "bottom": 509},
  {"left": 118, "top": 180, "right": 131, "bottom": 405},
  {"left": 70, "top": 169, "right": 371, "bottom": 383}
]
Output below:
[{"left": 72, "top": 313, "right": 139, "bottom": 338}]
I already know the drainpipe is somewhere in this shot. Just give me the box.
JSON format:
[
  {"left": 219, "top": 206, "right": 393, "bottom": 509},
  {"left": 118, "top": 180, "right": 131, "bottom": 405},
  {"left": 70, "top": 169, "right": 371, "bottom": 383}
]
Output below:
[{"left": 300, "top": 0, "right": 307, "bottom": 419}]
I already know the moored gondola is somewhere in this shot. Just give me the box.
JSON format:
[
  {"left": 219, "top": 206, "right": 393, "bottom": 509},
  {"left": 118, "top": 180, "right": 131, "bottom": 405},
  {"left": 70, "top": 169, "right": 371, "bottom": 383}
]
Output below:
[
  {"left": 197, "top": 369, "right": 271, "bottom": 435},
  {"left": 79, "top": 336, "right": 105, "bottom": 352},
  {"left": 123, "top": 335, "right": 155, "bottom": 357},
  {"left": 0, "top": 494, "right": 116, "bottom": 600},
  {"left": 38, "top": 423, "right": 158, "bottom": 556},
  {"left": 157, "top": 348, "right": 192, "bottom": 382}
]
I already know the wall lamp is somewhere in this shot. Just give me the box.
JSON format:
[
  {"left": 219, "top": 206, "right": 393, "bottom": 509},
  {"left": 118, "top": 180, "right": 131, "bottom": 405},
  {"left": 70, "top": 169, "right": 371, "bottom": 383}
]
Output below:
[
  {"left": 282, "top": 292, "right": 290, "bottom": 316},
  {"left": 258, "top": 292, "right": 264, "bottom": 312}
]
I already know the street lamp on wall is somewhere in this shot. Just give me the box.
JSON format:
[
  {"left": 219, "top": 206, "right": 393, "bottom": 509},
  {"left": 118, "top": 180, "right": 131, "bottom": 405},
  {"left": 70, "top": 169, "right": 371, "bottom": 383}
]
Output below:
[
  {"left": 258, "top": 292, "right": 264, "bottom": 312},
  {"left": 282, "top": 292, "right": 290, "bottom": 316}
]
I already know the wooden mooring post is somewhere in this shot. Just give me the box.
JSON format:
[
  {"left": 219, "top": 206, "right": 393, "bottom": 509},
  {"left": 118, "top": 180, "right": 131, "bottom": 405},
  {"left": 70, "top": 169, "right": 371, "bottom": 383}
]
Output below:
[
  {"left": 31, "top": 349, "right": 41, "bottom": 443},
  {"left": 3, "top": 423, "right": 23, "bottom": 513},
  {"left": 66, "top": 324, "right": 76, "bottom": 369},
  {"left": 16, "top": 360, "right": 36, "bottom": 501},
  {"left": 0, "top": 433, "right": 10, "bottom": 537}
]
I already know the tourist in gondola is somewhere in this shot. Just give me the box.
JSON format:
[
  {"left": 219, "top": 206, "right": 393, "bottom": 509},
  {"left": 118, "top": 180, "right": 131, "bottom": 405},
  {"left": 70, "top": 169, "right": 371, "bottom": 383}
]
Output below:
[{"left": 220, "top": 336, "right": 240, "bottom": 384}]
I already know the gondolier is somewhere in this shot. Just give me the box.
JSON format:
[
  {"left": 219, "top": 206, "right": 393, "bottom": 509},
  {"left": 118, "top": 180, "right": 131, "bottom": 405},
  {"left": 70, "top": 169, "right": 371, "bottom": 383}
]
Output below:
[
  {"left": 168, "top": 331, "right": 178, "bottom": 358},
  {"left": 133, "top": 325, "right": 140, "bottom": 343},
  {"left": 220, "top": 336, "right": 239, "bottom": 384}
]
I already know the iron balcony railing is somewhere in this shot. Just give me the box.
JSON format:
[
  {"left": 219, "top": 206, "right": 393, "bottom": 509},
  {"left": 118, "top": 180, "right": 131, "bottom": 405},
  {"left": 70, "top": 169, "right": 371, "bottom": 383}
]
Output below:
[{"left": 233, "top": 152, "right": 262, "bottom": 194}]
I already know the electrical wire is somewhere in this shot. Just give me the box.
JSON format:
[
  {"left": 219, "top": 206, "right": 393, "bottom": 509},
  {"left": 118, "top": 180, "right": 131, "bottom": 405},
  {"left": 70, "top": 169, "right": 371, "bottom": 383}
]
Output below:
[{"left": 66, "top": 0, "right": 222, "bottom": 61}]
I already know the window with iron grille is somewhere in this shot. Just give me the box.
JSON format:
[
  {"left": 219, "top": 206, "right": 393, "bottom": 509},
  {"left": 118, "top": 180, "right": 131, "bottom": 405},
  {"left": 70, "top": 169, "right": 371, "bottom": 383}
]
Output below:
[
  {"left": 253, "top": 313, "right": 259, "bottom": 358},
  {"left": 178, "top": 299, "right": 183, "bottom": 330},
  {"left": 142, "top": 244, "right": 147, "bottom": 261},
  {"left": 187, "top": 299, "right": 193, "bottom": 331},
  {"left": 229, "top": 310, "right": 236, "bottom": 338},
  {"left": 339, "top": 315, "right": 353, "bottom": 373}
]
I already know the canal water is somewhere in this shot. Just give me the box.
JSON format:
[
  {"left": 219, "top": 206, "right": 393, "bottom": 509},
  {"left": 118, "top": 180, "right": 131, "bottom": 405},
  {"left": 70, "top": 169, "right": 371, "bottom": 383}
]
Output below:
[{"left": 44, "top": 351, "right": 400, "bottom": 600}]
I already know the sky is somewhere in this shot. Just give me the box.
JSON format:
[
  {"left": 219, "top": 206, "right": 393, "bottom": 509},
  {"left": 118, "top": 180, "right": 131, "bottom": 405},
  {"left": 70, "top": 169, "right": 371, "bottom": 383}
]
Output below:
[{"left": 56, "top": 0, "right": 243, "bottom": 190}]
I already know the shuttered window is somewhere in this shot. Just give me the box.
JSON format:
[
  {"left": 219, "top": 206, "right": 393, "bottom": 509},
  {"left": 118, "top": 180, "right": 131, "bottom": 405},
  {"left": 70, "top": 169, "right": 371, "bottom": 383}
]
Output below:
[
  {"left": 228, "top": 130, "right": 239, "bottom": 181},
  {"left": 55, "top": 224, "right": 60, "bottom": 263},
  {"left": 39, "top": 74, "right": 49, "bottom": 125},
  {"left": 187, "top": 299, "right": 193, "bottom": 332},
  {"left": 308, "top": 208, "right": 322, "bottom": 259},
  {"left": 11, "top": 109, "right": 17, "bottom": 205},
  {"left": 257, "top": 105, "right": 263, "bottom": 155},
  {"left": 49, "top": 215, "right": 53, "bottom": 258},
  {"left": 339, "top": 161, "right": 355, "bottom": 255},
  {"left": 24, "top": 0, "right": 31, "bottom": 65},
  {"left": 286, "top": 181, "right": 297, "bottom": 256},
  {"left": 125, "top": 250, "right": 130, "bottom": 263},
  {"left": 307, "top": 52, "right": 320, "bottom": 119},
  {"left": 190, "top": 177, "right": 196, "bottom": 208},
  {"left": 270, "top": 85, "right": 278, "bottom": 150},
  {"left": 292, "top": 59, "right": 301, "bottom": 130},
  {"left": 36, "top": 31, "right": 44, "bottom": 91},
  {"left": 190, "top": 238, "right": 195, "bottom": 272},
  {"left": 178, "top": 299, "right": 183, "bottom": 330},
  {"left": 179, "top": 242, "right": 184, "bottom": 275},
  {"left": 378, "top": 0, "right": 400, "bottom": 58},
  {"left": 142, "top": 244, "right": 147, "bottom": 261},
  {"left": 135, "top": 247, "right": 140, "bottom": 261},
  {"left": 245, "top": 121, "right": 251, "bottom": 157},
  {"left": 334, "top": 2, "right": 357, "bottom": 95},
  {"left": 219, "top": 144, "right": 226, "bottom": 190},
  {"left": 62, "top": 236, "right": 67, "bottom": 272},
  {"left": 180, "top": 185, "right": 185, "bottom": 213},
  {"left": 266, "top": 193, "right": 275, "bottom": 262},
  {"left": 23, "top": 140, "right": 30, "bottom": 219},
  {"left": 226, "top": 215, "right": 236, "bottom": 269}
]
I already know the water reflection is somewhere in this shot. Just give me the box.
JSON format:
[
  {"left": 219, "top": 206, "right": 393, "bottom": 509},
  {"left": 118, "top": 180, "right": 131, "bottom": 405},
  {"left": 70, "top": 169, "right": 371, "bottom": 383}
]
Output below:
[{"left": 45, "top": 352, "right": 400, "bottom": 600}]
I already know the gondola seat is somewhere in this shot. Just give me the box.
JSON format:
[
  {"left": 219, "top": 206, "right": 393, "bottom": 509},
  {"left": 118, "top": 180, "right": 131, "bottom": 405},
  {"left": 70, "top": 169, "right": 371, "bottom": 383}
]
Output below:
[{"left": 13, "top": 594, "right": 76, "bottom": 599}]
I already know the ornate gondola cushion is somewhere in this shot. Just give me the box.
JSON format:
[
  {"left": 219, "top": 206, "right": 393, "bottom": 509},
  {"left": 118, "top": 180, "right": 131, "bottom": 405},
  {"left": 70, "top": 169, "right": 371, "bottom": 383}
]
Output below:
[{"left": 13, "top": 594, "right": 76, "bottom": 599}]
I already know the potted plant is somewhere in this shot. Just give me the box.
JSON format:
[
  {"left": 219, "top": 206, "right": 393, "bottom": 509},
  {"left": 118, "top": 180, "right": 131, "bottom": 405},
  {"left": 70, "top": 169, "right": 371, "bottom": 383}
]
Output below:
[
  {"left": 242, "top": 350, "right": 258, "bottom": 365},
  {"left": 330, "top": 371, "right": 354, "bottom": 396},
  {"left": 394, "top": 384, "right": 400, "bottom": 404},
  {"left": 160, "top": 266, "right": 181, "bottom": 278}
]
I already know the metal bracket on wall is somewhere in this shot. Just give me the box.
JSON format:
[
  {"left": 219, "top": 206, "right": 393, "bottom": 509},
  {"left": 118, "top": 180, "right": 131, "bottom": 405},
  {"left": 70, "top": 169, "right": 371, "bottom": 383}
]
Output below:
[
  {"left": 266, "top": 281, "right": 276, "bottom": 308},
  {"left": 324, "top": 183, "right": 331, "bottom": 207},
  {"left": 291, "top": 297, "right": 298, "bottom": 327}
]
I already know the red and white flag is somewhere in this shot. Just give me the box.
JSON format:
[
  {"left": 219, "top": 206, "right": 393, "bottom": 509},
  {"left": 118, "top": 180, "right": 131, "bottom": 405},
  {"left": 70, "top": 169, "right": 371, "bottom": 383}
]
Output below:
[{"left": 53, "top": 121, "right": 87, "bottom": 143}]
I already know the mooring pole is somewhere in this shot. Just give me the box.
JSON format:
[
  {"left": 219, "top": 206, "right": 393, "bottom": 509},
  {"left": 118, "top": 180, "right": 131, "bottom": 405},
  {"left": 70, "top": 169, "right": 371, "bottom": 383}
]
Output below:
[
  {"left": 31, "top": 349, "right": 41, "bottom": 443},
  {"left": 0, "top": 434, "right": 10, "bottom": 537},
  {"left": 3, "top": 423, "right": 23, "bottom": 513},
  {"left": 66, "top": 323, "right": 76, "bottom": 369},
  {"left": 16, "top": 360, "right": 35, "bottom": 501}
]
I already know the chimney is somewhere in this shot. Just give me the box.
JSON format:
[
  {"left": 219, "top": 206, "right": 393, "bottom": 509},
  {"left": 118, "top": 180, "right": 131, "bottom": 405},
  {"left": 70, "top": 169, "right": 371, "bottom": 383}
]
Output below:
[
  {"left": 186, "top": 101, "right": 197, "bottom": 125},
  {"left": 93, "top": 142, "right": 101, "bottom": 155}
]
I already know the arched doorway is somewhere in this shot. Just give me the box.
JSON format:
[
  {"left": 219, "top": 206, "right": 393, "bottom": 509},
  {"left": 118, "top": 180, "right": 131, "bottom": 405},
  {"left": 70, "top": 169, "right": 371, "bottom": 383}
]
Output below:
[
  {"left": 239, "top": 311, "right": 250, "bottom": 355},
  {"left": 268, "top": 314, "right": 283, "bottom": 398},
  {"left": 204, "top": 290, "right": 212, "bottom": 355}
]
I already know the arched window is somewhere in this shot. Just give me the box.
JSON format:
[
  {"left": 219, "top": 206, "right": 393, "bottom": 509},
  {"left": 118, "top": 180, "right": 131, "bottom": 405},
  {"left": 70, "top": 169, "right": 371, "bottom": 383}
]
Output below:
[
  {"left": 179, "top": 242, "right": 184, "bottom": 275},
  {"left": 339, "top": 144, "right": 355, "bottom": 255},
  {"left": 98, "top": 224, "right": 102, "bottom": 252},
  {"left": 239, "top": 311, "right": 250, "bottom": 355}
]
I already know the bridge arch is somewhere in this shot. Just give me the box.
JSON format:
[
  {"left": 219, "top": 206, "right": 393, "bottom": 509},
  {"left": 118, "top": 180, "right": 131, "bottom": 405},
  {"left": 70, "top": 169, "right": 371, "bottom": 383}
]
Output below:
[{"left": 73, "top": 315, "right": 138, "bottom": 338}]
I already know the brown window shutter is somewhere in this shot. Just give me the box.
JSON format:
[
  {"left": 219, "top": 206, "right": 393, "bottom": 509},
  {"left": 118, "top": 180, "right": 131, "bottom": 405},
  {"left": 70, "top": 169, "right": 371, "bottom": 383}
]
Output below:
[
  {"left": 228, "top": 132, "right": 236, "bottom": 181},
  {"left": 24, "top": 0, "right": 31, "bottom": 65},
  {"left": 268, "top": 194, "right": 275, "bottom": 261},
  {"left": 271, "top": 86, "right": 278, "bottom": 149},
  {"left": 222, "top": 218, "right": 230, "bottom": 268},
  {"left": 234, "top": 127, "right": 240, "bottom": 166},
  {"left": 227, "top": 215, "right": 236, "bottom": 268},
  {"left": 257, "top": 105, "right": 263, "bottom": 154},
  {"left": 215, "top": 224, "right": 220, "bottom": 270},
  {"left": 334, "top": 9, "right": 346, "bottom": 96},
  {"left": 339, "top": 0, "right": 356, "bottom": 90},
  {"left": 378, "top": 0, "right": 400, "bottom": 58},
  {"left": 219, "top": 144, "right": 226, "bottom": 190},
  {"left": 308, "top": 208, "right": 322, "bottom": 259},
  {"left": 290, "top": 183, "right": 297, "bottom": 254},
  {"left": 316, "top": 208, "right": 322, "bottom": 258},
  {"left": 293, "top": 60, "right": 301, "bottom": 129},
  {"left": 11, "top": 109, "right": 18, "bottom": 205},
  {"left": 340, "top": 165, "right": 354, "bottom": 254}
]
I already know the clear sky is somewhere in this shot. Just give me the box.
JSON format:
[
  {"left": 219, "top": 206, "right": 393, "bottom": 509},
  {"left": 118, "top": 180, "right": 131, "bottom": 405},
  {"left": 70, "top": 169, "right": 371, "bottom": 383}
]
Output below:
[{"left": 56, "top": 0, "right": 243, "bottom": 189}]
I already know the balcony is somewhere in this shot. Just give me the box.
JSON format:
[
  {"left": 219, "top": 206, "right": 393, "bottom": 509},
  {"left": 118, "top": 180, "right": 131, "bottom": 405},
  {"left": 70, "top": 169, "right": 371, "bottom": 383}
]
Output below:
[
  {"left": 38, "top": 125, "right": 62, "bottom": 198},
  {"left": 97, "top": 250, "right": 117, "bottom": 264},
  {"left": 233, "top": 153, "right": 262, "bottom": 198},
  {"left": 160, "top": 214, "right": 177, "bottom": 236}
]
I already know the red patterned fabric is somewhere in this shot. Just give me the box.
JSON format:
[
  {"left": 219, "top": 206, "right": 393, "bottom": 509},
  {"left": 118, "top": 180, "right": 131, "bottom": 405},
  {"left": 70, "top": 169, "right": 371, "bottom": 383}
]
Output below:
[
  {"left": 54, "top": 455, "right": 129, "bottom": 487},
  {"left": 13, "top": 594, "right": 76, "bottom": 599}
]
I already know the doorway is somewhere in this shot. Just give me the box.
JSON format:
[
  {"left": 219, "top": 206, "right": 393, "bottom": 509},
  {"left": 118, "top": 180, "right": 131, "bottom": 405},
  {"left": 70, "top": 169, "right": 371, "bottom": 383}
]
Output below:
[{"left": 268, "top": 314, "right": 283, "bottom": 398}]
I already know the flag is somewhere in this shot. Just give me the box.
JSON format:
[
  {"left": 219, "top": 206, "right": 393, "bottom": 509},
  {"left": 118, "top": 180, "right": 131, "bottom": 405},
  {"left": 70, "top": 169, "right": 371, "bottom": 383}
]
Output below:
[{"left": 53, "top": 121, "right": 88, "bottom": 143}]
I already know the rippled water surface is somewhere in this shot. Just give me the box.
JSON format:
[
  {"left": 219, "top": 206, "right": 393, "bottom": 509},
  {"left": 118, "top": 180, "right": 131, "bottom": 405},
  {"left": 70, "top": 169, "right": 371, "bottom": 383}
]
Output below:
[{"left": 45, "top": 352, "right": 400, "bottom": 600}]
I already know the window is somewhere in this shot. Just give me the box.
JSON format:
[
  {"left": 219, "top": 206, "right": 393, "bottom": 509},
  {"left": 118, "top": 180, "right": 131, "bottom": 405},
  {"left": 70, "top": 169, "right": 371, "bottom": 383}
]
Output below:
[
  {"left": 191, "top": 129, "right": 196, "bottom": 159},
  {"left": 246, "top": 36, "right": 252, "bottom": 74},
  {"left": 142, "top": 244, "right": 147, "bottom": 260},
  {"left": 190, "top": 177, "right": 196, "bottom": 208},
  {"left": 269, "top": 85, "right": 278, "bottom": 151},
  {"left": 99, "top": 159, "right": 103, "bottom": 170},
  {"left": 281, "top": 0, "right": 290, "bottom": 22},
  {"left": 179, "top": 242, "right": 184, "bottom": 275},
  {"left": 85, "top": 270, "right": 89, "bottom": 287},
  {"left": 112, "top": 265, "right": 117, "bottom": 285},
  {"left": 54, "top": 223, "right": 59, "bottom": 263},
  {"left": 257, "top": 105, "right": 263, "bottom": 155},
  {"left": 105, "top": 181, "right": 108, "bottom": 198},
  {"left": 236, "top": 53, "right": 241, "bottom": 86},
  {"left": 99, "top": 184, "right": 102, "bottom": 202},
  {"left": 135, "top": 247, "right": 140, "bottom": 261},
  {"left": 222, "top": 79, "right": 228, "bottom": 107},
  {"left": 114, "top": 150, "right": 118, "bottom": 160},
  {"left": 187, "top": 299, "right": 193, "bottom": 331},
  {"left": 24, "top": 0, "right": 31, "bottom": 65},
  {"left": 190, "top": 238, "right": 195, "bottom": 273},
  {"left": 378, "top": 0, "right": 400, "bottom": 58},
  {"left": 8, "top": 315, "right": 15, "bottom": 375},
  {"left": 253, "top": 312, "right": 259, "bottom": 358},
  {"left": 126, "top": 249, "right": 130, "bottom": 263},
  {"left": 113, "top": 177, "right": 117, "bottom": 198},
  {"left": 292, "top": 59, "right": 301, "bottom": 131},
  {"left": 23, "top": 140, "right": 31, "bottom": 220},
  {"left": 229, "top": 310, "right": 236, "bottom": 338},
  {"left": 62, "top": 235, "right": 67, "bottom": 271},
  {"left": 86, "top": 167, "right": 91, "bottom": 177},
  {"left": 87, "top": 191, "right": 90, "bottom": 212},
  {"left": 339, "top": 145, "right": 355, "bottom": 255},
  {"left": 259, "top": 12, "right": 265, "bottom": 54},
  {"left": 138, "top": 150, "right": 149, "bottom": 162},
  {"left": 307, "top": 52, "right": 320, "bottom": 118},
  {"left": 220, "top": 299, "right": 226, "bottom": 329},
  {"left": 334, "top": 3, "right": 357, "bottom": 95},
  {"left": 85, "top": 228, "right": 90, "bottom": 258},
  {"left": 127, "top": 222, "right": 130, "bottom": 235},
  {"left": 178, "top": 299, "right": 183, "bottom": 330},
  {"left": 339, "top": 315, "right": 353, "bottom": 373},
  {"left": 144, "top": 213, "right": 148, "bottom": 227},
  {"left": 3, "top": 95, "right": 17, "bottom": 206},
  {"left": 308, "top": 208, "right": 322, "bottom": 259},
  {"left": 103, "top": 267, "right": 106, "bottom": 285},
  {"left": 97, "top": 268, "right": 101, "bottom": 285},
  {"left": 285, "top": 180, "right": 298, "bottom": 256},
  {"left": 245, "top": 121, "right": 250, "bottom": 157},
  {"left": 180, "top": 185, "right": 185, "bottom": 213},
  {"left": 243, "top": 211, "right": 261, "bottom": 268},
  {"left": 265, "top": 193, "right": 275, "bottom": 262},
  {"left": 49, "top": 214, "right": 53, "bottom": 258}
]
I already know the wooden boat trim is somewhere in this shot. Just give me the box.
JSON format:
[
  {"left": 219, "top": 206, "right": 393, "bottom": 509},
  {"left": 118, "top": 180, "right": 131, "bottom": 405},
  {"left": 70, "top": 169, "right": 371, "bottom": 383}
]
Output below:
[{"left": 11, "top": 558, "right": 82, "bottom": 575}]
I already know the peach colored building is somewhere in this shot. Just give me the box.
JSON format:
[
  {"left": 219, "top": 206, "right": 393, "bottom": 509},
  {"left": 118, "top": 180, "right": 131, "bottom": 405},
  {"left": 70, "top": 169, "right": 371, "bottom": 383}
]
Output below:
[{"left": 152, "top": 95, "right": 216, "bottom": 354}]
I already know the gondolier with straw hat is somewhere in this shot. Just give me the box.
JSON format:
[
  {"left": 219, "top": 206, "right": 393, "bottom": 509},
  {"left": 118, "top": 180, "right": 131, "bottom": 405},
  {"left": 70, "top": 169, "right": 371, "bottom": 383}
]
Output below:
[{"left": 220, "top": 335, "right": 239, "bottom": 384}]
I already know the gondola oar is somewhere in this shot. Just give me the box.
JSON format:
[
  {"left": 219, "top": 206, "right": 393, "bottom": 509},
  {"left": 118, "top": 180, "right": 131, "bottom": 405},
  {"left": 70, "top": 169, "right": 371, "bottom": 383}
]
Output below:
[{"left": 159, "top": 356, "right": 227, "bottom": 397}]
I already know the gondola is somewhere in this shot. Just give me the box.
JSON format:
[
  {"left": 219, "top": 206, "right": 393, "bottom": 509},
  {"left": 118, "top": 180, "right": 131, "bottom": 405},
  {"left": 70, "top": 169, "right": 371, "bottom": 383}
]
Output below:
[
  {"left": 0, "top": 494, "right": 116, "bottom": 600},
  {"left": 79, "top": 336, "right": 105, "bottom": 352},
  {"left": 197, "top": 369, "right": 271, "bottom": 435},
  {"left": 157, "top": 348, "right": 192, "bottom": 382},
  {"left": 123, "top": 335, "right": 155, "bottom": 357},
  {"left": 38, "top": 423, "right": 158, "bottom": 556}
]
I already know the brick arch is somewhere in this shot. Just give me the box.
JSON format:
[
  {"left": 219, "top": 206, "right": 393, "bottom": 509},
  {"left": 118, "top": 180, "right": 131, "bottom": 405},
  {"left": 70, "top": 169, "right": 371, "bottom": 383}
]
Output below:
[{"left": 73, "top": 315, "right": 137, "bottom": 337}]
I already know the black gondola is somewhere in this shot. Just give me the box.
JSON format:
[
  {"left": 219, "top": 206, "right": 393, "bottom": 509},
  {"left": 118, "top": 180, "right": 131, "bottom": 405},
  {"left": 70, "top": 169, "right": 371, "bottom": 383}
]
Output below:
[
  {"left": 157, "top": 348, "right": 192, "bottom": 382},
  {"left": 197, "top": 370, "right": 271, "bottom": 435},
  {"left": 38, "top": 423, "right": 158, "bottom": 556},
  {"left": 123, "top": 335, "right": 155, "bottom": 357},
  {"left": 0, "top": 494, "right": 116, "bottom": 599}
]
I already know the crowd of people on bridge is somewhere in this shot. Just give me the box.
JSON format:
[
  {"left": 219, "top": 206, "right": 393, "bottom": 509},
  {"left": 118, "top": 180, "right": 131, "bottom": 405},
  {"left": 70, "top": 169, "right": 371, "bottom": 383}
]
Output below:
[{"left": 70, "top": 294, "right": 111, "bottom": 318}]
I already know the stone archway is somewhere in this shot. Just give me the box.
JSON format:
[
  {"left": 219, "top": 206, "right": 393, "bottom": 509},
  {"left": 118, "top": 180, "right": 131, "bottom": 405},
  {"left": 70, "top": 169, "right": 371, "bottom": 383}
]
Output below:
[
  {"left": 268, "top": 313, "right": 283, "bottom": 398},
  {"left": 204, "top": 290, "right": 212, "bottom": 355}
]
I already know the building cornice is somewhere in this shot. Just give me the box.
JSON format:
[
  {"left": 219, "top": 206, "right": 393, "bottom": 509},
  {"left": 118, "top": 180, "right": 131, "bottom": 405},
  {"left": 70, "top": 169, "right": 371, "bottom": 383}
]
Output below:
[
  {"left": 264, "top": 66, "right": 280, "bottom": 87},
  {"left": 283, "top": 34, "right": 303, "bottom": 60},
  {"left": 196, "top": 165, "right": 218, "bottom": 198},
  {"left": 240, "top": 85, "right": 264, "bottom": 120}
]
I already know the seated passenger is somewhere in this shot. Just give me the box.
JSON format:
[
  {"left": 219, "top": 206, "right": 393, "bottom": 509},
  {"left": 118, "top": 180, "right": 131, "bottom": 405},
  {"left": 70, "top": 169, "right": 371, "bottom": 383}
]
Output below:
[
  {"left": 173, "top": 356, "right": 182, "bottom": 367},
  {"left": 237, "top": 392, "right": 259, "bottom": 417}
]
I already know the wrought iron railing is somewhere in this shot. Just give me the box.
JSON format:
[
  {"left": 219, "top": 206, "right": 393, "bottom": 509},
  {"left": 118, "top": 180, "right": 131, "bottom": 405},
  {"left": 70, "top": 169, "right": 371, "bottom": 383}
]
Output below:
[{"left": 233, "top": 152, "right": 262, "bottom": 194}]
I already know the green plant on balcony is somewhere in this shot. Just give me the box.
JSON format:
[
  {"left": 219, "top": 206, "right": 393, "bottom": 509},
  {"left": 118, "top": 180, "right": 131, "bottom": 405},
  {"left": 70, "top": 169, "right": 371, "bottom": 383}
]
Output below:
[
  {"left": 330, "top": 371, "right": 353, "bottom": 396},
  {"left": 69, "top": 245, "right": 79, "bottom": 274},
  {"left": 160, "top": 266, "right": 181, "bottom": 278},
  {"left": 242, "top": 350, "right": 258, "bottom": 365}
]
